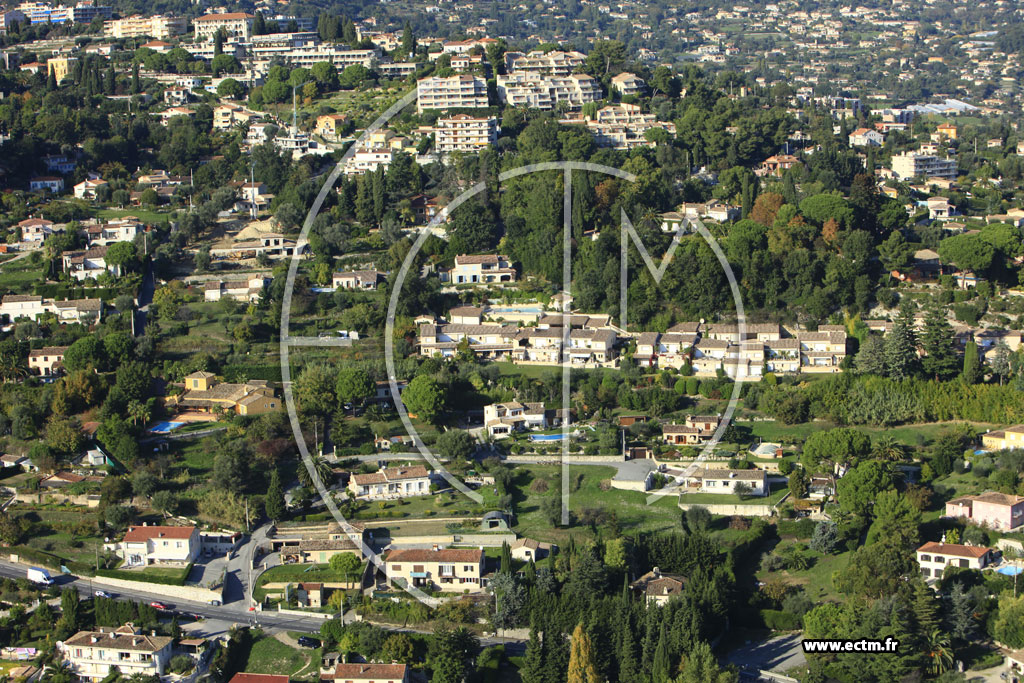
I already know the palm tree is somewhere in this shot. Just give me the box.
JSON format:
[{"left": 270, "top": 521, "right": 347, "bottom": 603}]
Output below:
[
  {"left": 127, "top": 400, "right": 151, "bottom": 427},
  {"left": 923, "top": 629, "right": 954, "bottom": 675},
  {"left": 297, "top": 455, "right": 334, "bottom": 490},
  {"left": 872, "top": 435, "right": 907, "bottom": 462},
  {"left": 0, "top": 352, "right": 28, "bottom": 382}
]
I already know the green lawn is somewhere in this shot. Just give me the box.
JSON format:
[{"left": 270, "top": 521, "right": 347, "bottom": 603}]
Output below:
[
  {"left": 253, "top": 562, "right": 361, "bottom": 601},
  {"left": 96, "top": 208, "right": 171, "bottom": 224},
  {"left": 9, "top": 506, "right": 104, "bottom": 563},
  {"left": 0, "top": 262, "right": 46, "bottom": 291},
  {"left": 757, "top": 543, "right": 853, "bottom": 602},
  {"left": 242, "top": 635, "right": 314, "bottom": 678},
  {"left": 746, "top": 419, "right": 998, "bottom": 448}
]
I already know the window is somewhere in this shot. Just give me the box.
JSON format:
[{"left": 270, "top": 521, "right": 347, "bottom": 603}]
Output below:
[
  {"left": 392, "top": 565, "right": 401, "bottom": 571},
  {"left": 959, "top": 559, "right": 968, "bottom": 568},
  {"left": 921, "top": 568, "right": 930, "bottom": 577},
  {"left": 920, "top": 554, "right": 931, "bottom": 562}
]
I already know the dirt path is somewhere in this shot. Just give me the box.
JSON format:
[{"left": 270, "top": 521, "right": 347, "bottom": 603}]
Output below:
[{"left": 273, "top": 632, "right": 317, "bottom": 679}]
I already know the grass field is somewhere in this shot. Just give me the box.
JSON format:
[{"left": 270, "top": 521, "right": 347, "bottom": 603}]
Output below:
[
  {"left": 96, "top": 208, "right": 171, "bottom": 224},
  {"left": 0, "top": 260, "right": 46, "bottom": 292},
  {"left": 745, "top": 419, "right": 998, "bottom": 448},
  {"left": 9, "top": 506, "right": 104, "bottom": 563},
  {"left": 757, "top": 541, "right": 853, "bottom": 602},
  {"left": 242, "top": 635, "right": 316, "bottom": 679},
  {"left": 253, "top": 563, "right": 361, "bottom": 601}
]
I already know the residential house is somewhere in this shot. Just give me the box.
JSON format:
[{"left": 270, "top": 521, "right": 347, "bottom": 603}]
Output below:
[
  {"left": 848, "top": 127, "right": 884, "bottom": 146},
  {"left": 18, "top": 217, "right": 56, "bottom": 242},
  {"left": 936, "top": 122, "right": 958, "bottom": 140},
  {"left": 484, "top": 401, "right": 565, "bottom": 438},
  {"left": 916, "top": 541, "right": 993, "bottom": 579},
  {"left": 384, "top": 547, "right": 485, "bottom": 592},
  {"left": 348, "top": 465, "right": 433, "bottom": 500},
  {"left": 60, "top": 625, "right": 173, "bottom": 681},
  {"left": 85, "top": 218, "right": 143, "bottom": 247},
  {"left": 74, "top": 178, "right": 109, "bottom": 199},
  {"left": 757, "top": 154, "right": 800, "bottom": 177},
  {"left": 53, "top": 298, "right": 104, "bottom": 324},
  {"left": 62, "top": 246, "right": 122, "bottom": 281},
  {"left": 333, "top": 270, "right": 384, "bottom": 290},
  {"left": 630, "top": 567, "right": 687, "bottom": 606},
  {"left": 104, "top": 525, "right": 200, "bottom": 566},
  {"left": 945, "top": 491, "right": 1024, "bottom": 531},
  {"left": 279, "top": 538, "right": 361, "bottom": 565},
  {"left": 510, "top": 538, "right": 552, "bottom": 562},
  {"left": 315, "top": 113, "right": 349, "bottom": 141},
  {"left": 28, "top": 346, "right": 68, "bottom": 375},
  {"left": 168, "top": 372, "right": 279, "bottom": 415},
  {"left": 981, "top": 425, "right": 1024, "bottom": 450},
  {"left": 292, "top": 582, "right": 324, "bottom": 608},
  {"left": 449, "top": 254, "right": 516, "bottom": 284},
  {"left": 233, "top": 182, "right": 274, "bottom": 214},
  {"left": 29, "top": 176, "right": 64, "bottom": 193},
  {"left": 684, "top": 468, "right": 768, "bottom": 496},
  {"left": 322, "top": 663, "right": 409, "bottom": 683},
  {"left": 635, "top": 331, "right": 696, "bottom": 368},
  {"left": 203, "top": 276, "right": 269, "bottom": 303},
  {"left": 662, "top": 415, "right": 720, "bottom": 445}
]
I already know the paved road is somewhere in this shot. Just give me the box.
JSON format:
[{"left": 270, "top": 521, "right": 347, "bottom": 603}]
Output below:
[{"left": 726, "top": 634, "right": 806, "bottom": 675}]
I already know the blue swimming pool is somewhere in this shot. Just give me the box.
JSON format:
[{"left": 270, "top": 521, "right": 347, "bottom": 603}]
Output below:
[
  {"left": 531, "top": 433, "right": 568, "bottom": 442},
  {"left": 997, "top": 565, "right": 1024, "bottom": 576},
  {"left": 150, "top": 421, "right": 184, "bottom": 433},
  {"left": 489, "top": 306, "right": 543, "bottom": 314}
]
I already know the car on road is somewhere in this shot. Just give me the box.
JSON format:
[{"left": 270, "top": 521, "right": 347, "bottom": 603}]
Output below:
[
  {"left": 94, "top": 590, "right": 113, "bottom": 599},
  {"left": 150, "top": 601, "right": 170, "bottom": 610},
  {"left": 296, "top": 636, "right": 320, "bottom": 648}
]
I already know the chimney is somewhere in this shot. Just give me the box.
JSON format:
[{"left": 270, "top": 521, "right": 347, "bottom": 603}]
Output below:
[{"left": 653, "top": 567, "right": 660, "bottom": 577}]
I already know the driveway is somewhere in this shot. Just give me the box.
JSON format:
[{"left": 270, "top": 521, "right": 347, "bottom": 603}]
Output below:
[{"left": 726, "top": 634, "right": 806, "bottom": 675}]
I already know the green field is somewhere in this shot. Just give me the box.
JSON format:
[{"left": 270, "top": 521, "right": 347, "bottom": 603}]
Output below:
[
  {"left": 96, "top": 208, "right": 172, "bottom": 224},
  {"left": 242, "top": 635, "right": 318, "bottom": 679}
]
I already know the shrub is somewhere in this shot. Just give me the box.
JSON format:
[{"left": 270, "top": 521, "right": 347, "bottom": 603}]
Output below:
[{"left": 761, "top": 609, "right": 802, "bottom": 631}]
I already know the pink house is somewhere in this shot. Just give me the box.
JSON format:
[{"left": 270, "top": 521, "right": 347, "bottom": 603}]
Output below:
[{"left": 945, "top": 491, "right": 1024, "bottom": 531}]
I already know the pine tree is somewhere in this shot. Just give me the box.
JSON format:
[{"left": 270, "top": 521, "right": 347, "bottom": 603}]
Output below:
[
  {"left": 911, "top": 580, "right": 941, "bottom": 642},
  {"left": 567, "top": 622, "right": 602, "bottom": 683},
  {"left": 371, "top": 167, "right": 385, "bottom": 225},
  {"left": 265, "top": 469, "right": 285, "bottom": 522},
  {"left": 949, "top": 582, "right": 975, "bottom": 640},
  {"left": 962, "top": 340, "right": 982, "bottom": 384},
  {"left": 920, "top": 302, "right": 958, "bottom": 380},
  {"left": 342, "top": 18, "right": 357, "bottom": 46},
  {"left": 884, "top": 301, "right": 919, "bottom": 379}
]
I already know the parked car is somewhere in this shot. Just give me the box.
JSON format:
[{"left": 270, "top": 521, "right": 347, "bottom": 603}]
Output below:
[
  {"left": 94, "top": 590, "right": 113, "bottom": 599},
  {"left": 297, "top": 636, "right": 320, "bottom": 648}
]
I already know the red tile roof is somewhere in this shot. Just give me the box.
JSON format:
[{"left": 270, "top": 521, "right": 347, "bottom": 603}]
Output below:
[
  {"left": 231, "top": 674, "right": 289, "bottom": 683},
  {"left": 325, "top": 663, "right": 407, "bottom": 680},
  {"left": 385, "top": 548, "right": 484, "bottom": 563},
  {"left": 917, "top": 542, "right": 991, "bottom": 559},
  {"left": 123, "top": 525, "right": 196, "bottom": 543}
]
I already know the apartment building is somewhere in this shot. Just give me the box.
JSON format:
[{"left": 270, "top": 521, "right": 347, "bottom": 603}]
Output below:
[
  {"left": 61, "top": 625, "right": 173, "bottom": 681},
  {"left": 348, "top": 465, "right": 433, "bottom": 500},
  {"left": 945, "top": 491, "right": 1024, "bottom": 531},
  {"left": 448, "top": 254, "right": 516, "bottom": 284},
  {"left": 28, "top": 346, "right": 67, "bottom": 375},
  {"left": 385, "top": 548, "right": 486, "bottom": 592},
  {"left": 571, "top": 103, "right": 676, "bottom": 150},
  {"left": 417, "top": 75, "right": 489, "bottom": 113},
  {"left": 419, "top": 318, "right": 620, "bottom": 366},
  {"left": 18, "top": 1, "right": 110, "bottom": 24},
  {"left": 214, "top": 104, "right": 262, "bottom": 130},
  {"left": 891, "top": 152, "right": 958, "bottom": 180},
  {"left": 611, "top": 72, "right": 645, "bottom": 97},
  {"left": 193, "top": 12, "right": 254, "bottom": 41},
  {"left": 103, "top": 14, "right": 187, "bottom": 39},
  {"left": 496, "top": 73, "right": 601, "bottom": 110},
  {"left": 435, "top": 115, "right": 498, "bottom": 154},
  {"left": 104, "top": 525, "right": 200, "bottom": 566},
  {"left": 916, "top": 541, "right": 992, "bottom": 579},
  {"left": 505, "top": 49, "right": 585, "bottom": 76}
]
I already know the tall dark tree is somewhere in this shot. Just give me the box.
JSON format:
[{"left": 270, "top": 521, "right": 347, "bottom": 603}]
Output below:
[
  {"left": 920, "top": 302, "right": 959, "bottom": 380},
  {"left": 884, "top": 301, "right": 919, "bottom": 379}
]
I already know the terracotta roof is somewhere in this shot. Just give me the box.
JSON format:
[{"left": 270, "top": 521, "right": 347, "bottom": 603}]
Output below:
[
  {"left": 123, "top": 525, "right": 196, "bottom": 543},
  {"left": 917, "top": 542, "right": 991, "bottom": 559},
  {"left": 195, "top": 12, "right": 254, "bottom": 21},
  {"left": 385, "top": 548, "right": 484, "bottom": 563},
  {"left": 29, "top": 346, "right": 68, "bottom": 357},
  {"left": 230, "top": 674, "right": 289, "bottom": 683},
  {"left": 65, "top": 628, "right": 172, "bottom": 652},
  {"left": 325, "top": 663, "right": 408, "bottom": 680}
]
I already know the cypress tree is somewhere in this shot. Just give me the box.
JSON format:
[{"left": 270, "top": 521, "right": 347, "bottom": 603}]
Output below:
[
  {"left": 651, "top": 622, "right": 671, "bottom": 683},
  {"left": 500, "top": 540, "right": 512, "bottom": 574},
  {"left": 521, "top": 625, "right": 546, "bottom": 683},
  {"left": 920, "top": 301, "right": 958, "bottom": 380},
  {"left": 567, "top": 622, "right": 601, "bottom": 683},
  {"left": 884, "top": 300, "right": 919, "bottom": 379},
  {"left": 214, "top": 29, "right": 223, "bottom": 57},
  {"left": 401, "top": 21, "right": 415, "bottom": 56},
  {"left": 265, "top": 469, "right": 285, "bottom": 522},
  {"left": 962, "top": 340, "right": 982, "bottom": 384},
  {"left": 131, "top": 62, "right": 140, "bottom": 94},
  {"left": 46, "top": 67, "right": 57, "bottom": 91}
]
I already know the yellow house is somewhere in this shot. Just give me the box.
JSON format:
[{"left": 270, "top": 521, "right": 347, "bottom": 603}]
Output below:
[
  {"left": 47, "top": 57, "right": 77, "bottom": 83},
  {"left": 936, "top": 122, "right": 958, "bottom": 140},
  {"left": 982, "top": 425, "right": 1024, "bottom": 450},
  {"left": 315, "top": 114, "right": 349, "bottom": 141},
  {"left": 170, "top": 372, "right": 279, "bottom": 416}
]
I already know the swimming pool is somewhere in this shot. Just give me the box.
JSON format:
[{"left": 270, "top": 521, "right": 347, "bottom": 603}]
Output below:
[
  {"left": 530, "top": 433, "right": 568, "bottom": 442},
  {"left": 150, "top": 421, "right": 185, "bottom": 433},
  {"left": 488, "top": 306, "right": 543, "bottom": 314},
  {"left": 997, "top": 565, "right": 1024, "bottom": 576}
]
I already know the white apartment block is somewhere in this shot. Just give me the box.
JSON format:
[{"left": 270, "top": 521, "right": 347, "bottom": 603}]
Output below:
[
  {"left": 193, "top": 12, "right": 254, "bottom": 41},
  {"left": 103, "top": 14, "right": 187, "bottom": 39},
  {"left": 505, "top": 50, "right": 586, "bottom": 76},
  {"left": 891, "top": 152, "right": 958, "bottom": 180},
  {"left": 435, "top": 115, "right": 498, "bottom": 154},
  {"left": 61, "top": 625, "right": 173, "bottom": 682},
  {"left": 611, "top": 72, "right": 645, "bottom": 97},
  {"left": 496, "top": 73, "right": 601, "bottom": 111},
  {"left": 417, "top": 75, "right": 489, "bottom": 113},
  {"left": 570, "top": 103, "right": 676, "bottom": 150}
]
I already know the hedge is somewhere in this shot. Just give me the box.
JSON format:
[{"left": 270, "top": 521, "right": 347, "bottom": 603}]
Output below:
[
  {"left": 7, "top": 545, "right": 95, "bottom": 576},
  {"left": 761, "top": 609, "right": 802, "bottom": 631},
  {"left": 96, "top": 562, "right": 193, "bottom": 586},
  {"left": 223, "top": 364, "right": 283, "bottom": 383},
  {"left": 777, "top": 519, "right": 817, "bottom": 539}
]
